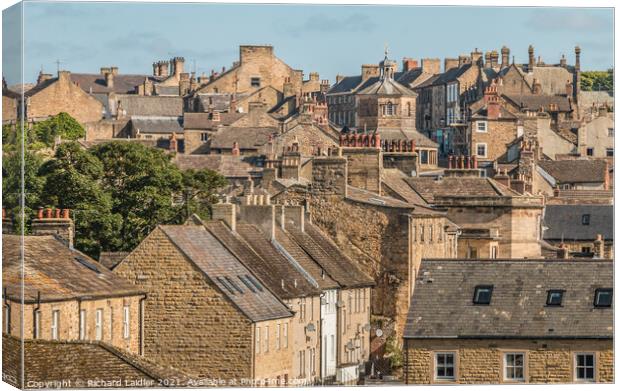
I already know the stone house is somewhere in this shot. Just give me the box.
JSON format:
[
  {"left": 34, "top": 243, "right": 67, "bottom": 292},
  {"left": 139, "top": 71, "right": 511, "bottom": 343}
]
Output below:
[
  {"left": 405, "top": 172, "right": 545, "bottom": 259},
  {"left": 2, "top": 334, "right": 188, "bottom": 389},
  {"left": 113, "top": 224, "right": 294, "bottom": 383},
  {"left": 2, "top": 80, "right": 19, "bottom": 124},
  {"left": 537, "top": 159, "right": 609, "bottom": 192},
  {"left": 22, "top": 70, "right": 104, "bottom": 125},
  {"left": 206, "top": 199, "right": 374, "bottom": 385},
  {"left": 577, "top": 108, "right": 614, "bottom": 158},
  {"left": 403, "top": 258, "right": 613, "bottom": 384},
  {"left": 2, "top": 210, "right": 145, "bottom": 356},
  {"left": 543, "top": 204, "right": 613, "bottom": 258}
]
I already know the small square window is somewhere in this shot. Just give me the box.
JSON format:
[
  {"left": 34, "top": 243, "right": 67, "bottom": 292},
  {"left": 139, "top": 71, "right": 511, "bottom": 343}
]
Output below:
[
  {"left": 581, "top": 214, "right": 590, "bottom": 225},
  {"left": 473, "top": 285, "right": 493, "bottom": 305},
  {"left": 476, "top": 143, "right": 487, "bottom": 158},
  {"left": 546, "top": 290, "right": 564, "bottom": 306},
  {"left": 594, "top": 288, "right": 612, "bottom": 307},
  {"left": 435, "top": 352, "right": 456, "bottom": 380},
  {"left": 251, "top": 77, "right": 261, "bottom": 87},
  {"left": 606, "top": 148, "right": 613, "bottom": 157},
  {"left": 504, "top": 353, "right": 525, "bottom": 381},
  {"left": 586, "top": 147, "right": 594, "bottom": 156},
  {"left": 476, "top": 121, "right": 487, "bottom": 132},
  {"left": 575, "top": 353, "right": 595, "bottom": 381}
]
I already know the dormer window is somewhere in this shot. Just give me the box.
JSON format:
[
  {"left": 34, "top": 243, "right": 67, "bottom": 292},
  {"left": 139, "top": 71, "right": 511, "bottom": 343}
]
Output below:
[
  {"left": 473, "top": 285, "right": 493, "bottom": 305},
  {"left": 546, "top": 290, "right": 564, "bottom": 306},
  {"left": 594, "top": 288, "right": 612, "bottom": 307}
]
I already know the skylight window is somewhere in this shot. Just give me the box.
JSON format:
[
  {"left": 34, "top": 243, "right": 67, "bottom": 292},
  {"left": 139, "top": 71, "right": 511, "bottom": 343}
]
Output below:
[
  {"left": 581, "top": 214, "right": 590, "bottom": 225},
  {"left": 225, "top": 276, "right": 244, "bottom": 294},
  {"left": 473, "top": 285, "right": 493, "bottom": 305},
  {"left": 594, "top": 288, "right": 612, "bottom": 308},
  {"left": 216, "top": 277, "right": 236, "bottom": 295},
  {"left": 238, "top": 275, "right": 257, "bottom": 293},
  {"left": 246, "top": 274, "right": 264, "bottom": 292},
  {"left": 75, "top": 256, "right": 100, "bottom": 274},
  {"left": 546, "top": 290, "right": 564, "bottom": 306}
]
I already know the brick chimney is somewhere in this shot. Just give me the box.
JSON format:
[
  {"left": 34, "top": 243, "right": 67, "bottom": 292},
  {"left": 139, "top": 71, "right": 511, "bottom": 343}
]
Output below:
[
  {"left": 212, "top": 199, "right": 236, "bottom": 231},
  {"left": 58, "top": 70, "right": 71, "bottom": 83},
  {"left": 283, "top": 77, "right": 294, "bottom": 98},
  {"left": 557, "top": 243, "right": 569, "bottom": 259},
  {"left": 528, "top": 45, "right": 535, "bottom": 73},
  {"left": 402, "top": 58, "right": 418, "bottom": 72},
  {"left": 152, "top": 62, "right": 160, "bottom": 77},
  {"left": 238, "top": 194, "right": 277, "bottom": 240},
  {"left": 501, "top": 46, "right": 510, "bottom": 69},
  {"left": 231, "top": 141, "right": 240, "bottom": 156},
  {"left": 105, "top": 72, "right": 114, "bottom": 88},
  {"left": 594, "top": 234, "right": 605, "bottom": 258},
  {"left": 281, "top": 141, "right": 301, "bottom": 180},
  {"left": 444, "top": 58, "right": 459, "bottom": 71},
  {"left": 421, "top": 58, "right": 440, "bottom": 74},
  {"left": 37, "top": 71, "right": 53, "bottom": 85},
  {"left": 493, "top": 169, "right": 511, "bottom": 188},
  {"left": 335, "top": 74, "right": 345, "bottom": 84},
  {"left": 171, "top": 57, "right": 185, "bottom": 78},
  {"left": 32, "top": 208, "right": 75, "bottom": 248}
]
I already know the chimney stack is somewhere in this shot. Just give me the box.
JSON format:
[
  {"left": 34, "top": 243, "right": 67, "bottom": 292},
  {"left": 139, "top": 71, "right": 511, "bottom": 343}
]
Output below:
[
  {"left": 402, "top": 58, "right": 419, "bottom": 72},
  {"left": 239, "top": 195, "right": 276, "bottom": 240},
  {"left": 501, "top": 46, "right": 510, "bottom": 69},
  {"left": 172, "top": 57, "right": 185, "bottom": 78},
  {"left": 574, "top": 46, "right": 581, "bottom": 71},
  {"left": 444, "top": 58, "right": 459, "bottom": 71},
  {"left": 212, "top": 199, "right": 236, "bottom": 232},
  {"left": 153, "top": 62, "right": 160, "bottom": 77},
  {"left": 421, "top": 58, "right": 440, "bottom": 74},
  {"left": 528, "top": 45, "right": 535, "bottom": 73},
  {"left": 32, "top": 208, "right": 74, "bottom": 248},
  {"left": 105, "top": 72, "right": 114, "bottom": 88},
  {"left": 594, "top": 234, "right": 605, "bottom": 258}
]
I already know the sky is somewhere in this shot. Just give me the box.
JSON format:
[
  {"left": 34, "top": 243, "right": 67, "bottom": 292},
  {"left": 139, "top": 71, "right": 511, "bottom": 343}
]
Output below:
[{"left": 2, "top": 2, "right": 615, "bottom": 85}]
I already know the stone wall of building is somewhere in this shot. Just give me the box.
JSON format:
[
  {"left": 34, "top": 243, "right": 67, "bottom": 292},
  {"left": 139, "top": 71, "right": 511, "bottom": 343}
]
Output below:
[
  {"left": 270, "top": 122, "right": 338, "bottom": 157},
  {"left": 253, "top": 317, "right": 295, "bottom": 386},
  {"left": 470, "top": 118, "right": 518, "bottom": 162},
  {"left": 113, "top": 227, "right": 253, "bottom": 379},
  {"left": 2, "top": 94, "right": 18, "bottom": 123},
  {"left": 404, "top": 338, "right": 613, "bottom": 384},
  {"left": 4, "top": 296, "right": 142, "bottom": 355},
  {"left": 341, "top": 147, "right": 382, "bottom": 193},
  {"left": 282, "top": 296, "right": 321, "bottom": 385},
  {"left": 338, "top": 287, "right": 372, "bottom": 372},
  {"left": 84, "top": 119, "right": 129, "bottom": 140},
  {"left": 26, "top": 71, "right": 103, "bottom": 124}
]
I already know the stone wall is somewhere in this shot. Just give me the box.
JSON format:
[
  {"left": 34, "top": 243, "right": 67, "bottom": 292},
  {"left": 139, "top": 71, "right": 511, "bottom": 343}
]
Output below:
[
  {"left": 2, "top": 94, "right": 18, "bottom": 123},
  {"left": 341, "top": 148, "right": 382, "bottom": 193},
  {"left": 404, "top": 338, "right": 613, "bottom": 384},
  {"left": 470, "top": 118, "right": 518, "bottom": 162},
  {"left": 253, "top": 317, "right": 295, "bottom": 385},
  {"left": 113, "top": 227, "right": 253, "bottom": 379}
]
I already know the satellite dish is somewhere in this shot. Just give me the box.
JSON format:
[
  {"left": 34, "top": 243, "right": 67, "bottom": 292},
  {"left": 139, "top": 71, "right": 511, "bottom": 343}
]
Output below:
[
  {"left": 306, "top": 323, "right": 316, "bottom": 332},
  {"left": 375, "top": 328, "right": 383, "bottom": 337}
]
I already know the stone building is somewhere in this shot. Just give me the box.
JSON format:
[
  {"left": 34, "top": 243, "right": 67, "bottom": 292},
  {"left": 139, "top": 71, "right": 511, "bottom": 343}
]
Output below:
[
  {"left": 537, "top": 159, "right": 609, "bottom": 191},
  {"left": 577, "top": 108, "right": 614, "bottom": 158},
  {"left": 405, "top": 171, "right": 545, "bottom": 259},
  {"left": 113, "top": 224, "right": 294, "bottom": 383},
  {"left": 403, "top": 258, "right": 613, "bottom": 384},
  {"left": 543, "top": 204, "right": 613, "bottom": 258},
  {"left": 2, "top": 210, "right": 145, "bottom": 356},
  {"left": 2, "top": 79, "right": 19, "bottom": 124},
  {"left": 2, "top": 335, "right": 189, "bottom": 389},
  {"left": 22, "top": 70, "right": 104, "bottom": 124}
]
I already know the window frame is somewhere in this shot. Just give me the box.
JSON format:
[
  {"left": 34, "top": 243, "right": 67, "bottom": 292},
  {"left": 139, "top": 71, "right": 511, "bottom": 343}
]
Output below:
[
  {"left": 546, "top": 290, "right": 565, "bottom": 307},
  {"left": 582, "top": 214, "right": 591, "bottom": 225},
  {"left": 79, "top": 309, "right": 86, "bottom": 339},
  {"left": 51, "top": 310, "right": 60, "bottom": 340},
  {"left": 250, "top": 77, "right": 261, "bottom": 88},
  {"left": 472, "top": 285, "right": 494, "bottom": 305},
  {"left": 123, "top": 305, "right": 130, "bottom": 339},
  {"left": 476, "top": 143, "right": 488, "bottom": 158},
  {"left": 586, "top": 147, "right": 594, "bottom": 156},
  {"left": 594, "top": 288, "right": 613, "bottom": 308},
  {"left": 433, "top": 351, "right": 457, "bottom": 381},
  {"left": 503, "top": 352, "right": 526, "bottom": 382},
  {"left": 574, "top": 352, "right": 596, "bottom": 382},
  {"left": 476, "top": 121, "right": 488, "bottom": 133},
  {"left": 95, "top": 308, "right": 103, "bottom": 340}
]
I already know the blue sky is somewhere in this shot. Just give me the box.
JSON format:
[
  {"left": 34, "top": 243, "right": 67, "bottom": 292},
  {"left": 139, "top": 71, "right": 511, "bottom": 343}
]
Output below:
[{"left": 2, "top": 2, "right": 614, "bottom": 85}]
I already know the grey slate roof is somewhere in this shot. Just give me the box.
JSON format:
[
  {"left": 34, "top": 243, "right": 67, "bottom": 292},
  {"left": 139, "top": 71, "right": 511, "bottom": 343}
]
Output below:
[
  {"left": 503, "top": 94, "right": 572, "bottom": 112},
  {"left": 543, "top": 205, "right": 613, "bottom": 241},
  {"left": 404, "top": 258, "right": 613, "bottom": 339},
  {"left": 356, "top": 77, "right": 416, "bottom": 96},
  {"left": 71, "top": 73, "right": 163, "bottom": 94},
  {"left": 131, "top": 116, "right": 183, "bottom": 134},
  {"left": 404, "top": 177, "right": 521, "bottom": 204},
  {"left": 538, "top": 159, "right": 607, "bottom": 184},
  {"left": 117, "top": 95, "right": 183, "bottom": 117},
  {"left": 160, "top": 225, "right": 292, "bottom": 322},
  {"left": 2, "top": 235, "right": 144, "bottom": 303}
]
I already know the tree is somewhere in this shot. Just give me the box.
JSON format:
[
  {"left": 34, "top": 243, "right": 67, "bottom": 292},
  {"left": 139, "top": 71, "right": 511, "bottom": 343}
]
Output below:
[
  {"left": 33, "top": 112, "right": 86, "bottom": 147},
  {"left": 39, "top": 142, "right": 122, "bottom": 257},
  {"left": 581, "top": 70, "right": 613, "bottom": 92},
  {"left": 181, "top": 168, "right": 228, "bottom": 220}
]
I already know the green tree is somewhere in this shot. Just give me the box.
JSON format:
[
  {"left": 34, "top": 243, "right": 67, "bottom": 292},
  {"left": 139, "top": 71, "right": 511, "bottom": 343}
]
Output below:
[
  {"left": 39, "top": 142, "right": 122, "bottom": 257},
  {"left": 581, "top": 70, "right": 613, "bottom": 92},
  {"left": 33, "top": 112, "right": 86, "bottom": 147},
  {"left": 181, "top": 168, "right": 228, "bottom": 220}
]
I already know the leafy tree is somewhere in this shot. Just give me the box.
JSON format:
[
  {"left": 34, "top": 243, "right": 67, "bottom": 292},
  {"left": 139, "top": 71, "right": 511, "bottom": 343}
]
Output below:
[
  {"left": 90, "top": 141, "right": 185, "bottom": 251},
  {"left": 39, "top": 142, "right": 122, "bottom": 257},
  {"left": 581, "top": 70, "right": 613, "bottom": 92},
  {"left": 33, "top": 112, "right": 86, "bottom": 147},
  {"left": 181, "top": 168, "right": 228, "bottom": 220}
]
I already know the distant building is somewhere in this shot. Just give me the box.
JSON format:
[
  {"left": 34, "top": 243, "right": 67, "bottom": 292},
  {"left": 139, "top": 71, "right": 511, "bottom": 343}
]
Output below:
[{"left": 403, "top": 258, "right": 613, "bottom": 384}]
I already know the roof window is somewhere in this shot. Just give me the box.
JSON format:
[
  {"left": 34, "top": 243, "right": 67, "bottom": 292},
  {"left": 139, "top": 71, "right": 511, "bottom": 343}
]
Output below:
[
  {"left": 473, "top": 285, "right": 493, "bottom": 305},
  {"left": 594, "top": 288, "right": 612, "bottom": 308},
  {"left": 546, "top": 290, "right": 564, "bottom": 306}
]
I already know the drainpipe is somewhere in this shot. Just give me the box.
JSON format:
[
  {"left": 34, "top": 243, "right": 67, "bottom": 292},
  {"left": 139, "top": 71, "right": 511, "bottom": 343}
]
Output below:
[
  {"left": 33, "top": 291, "right": 41, "bottom": 338},
  {"left": 138, "top": 294, "right": 147, "bottom": 355},
  {"left": 3, "top": 287, "right": 10, "bottom": 335},
  {"left": 319, "top": 291, "right": 325, "bottom": 383}
]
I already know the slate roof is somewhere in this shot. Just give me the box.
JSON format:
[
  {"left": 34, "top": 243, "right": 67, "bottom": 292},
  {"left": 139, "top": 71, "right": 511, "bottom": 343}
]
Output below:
[
  {"left": 502, "top": 94, "right": 572, "bottom": 112},
  {"left": 183, "top": 112, "right": 246, "bottom": 129},
  {"left": 328, "top": 75, "right": 364, "bottom": 94},
  {"left": 2, "top": 235, "right": 144, "bottom": 303},
  {"left": 160, "top": 225, "right": 292, "bottom": 322},
  {"left": 98, "top": 252, "right": 129, "bottom": 270},
  {"left": 524, "top": 66, "right": 574, "bottom": 96},
  {"left": 2, "top": 335, "right": 189, "bottom": 388},
  {"left": 404, "top": 258, "right": 613, "bottom": 339},
  {"left": 381, "top": 169, "right": 435, "bottom": 206},
  {"left": 117, "top": 95, "right": 183, "bottom": 117},
  {"left": 537, "top": 159, "right": 607, "bottom": 184},
  {"left": 404, "top": 177, "right": 520, "bottom": 203},
  {"left": 356, "top": 76, "right": 416, "bottom": 96},
  {"left": 70, "top": 73, "right": 163, "bottom": 94},
  {"left": 543, "top": 205, "right": 613, "bottom": 241},
  {"left": 204, "top": 221, "right": 321, "bottom": 299},
  {"left": 209, "top": 127, "right": 276, "bottom": 150},
  {"left": 346, "top": 185, "right": 413, "bottom": 209},
  {"left": 174, "top": 155, "right": 261, "bottom": 178},
  {"left": 131, "top": 116, "right": 183, "bottom": 134},
  {"left": 377, "top": 128, "right": 438, "bottom": 148},
  {"left": 395, "top": 68, "right": 430, "bottom": 87},
  {"left": 417, "top": 63, "right": 472, "bottom": 88}
]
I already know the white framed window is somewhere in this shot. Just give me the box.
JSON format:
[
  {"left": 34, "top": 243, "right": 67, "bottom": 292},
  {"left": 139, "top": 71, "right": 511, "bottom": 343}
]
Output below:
[
  {"left": 79, "top": 310, "right": 86, "bottom": 339},
  {"left": 283, "top": 323, "right": 288, "bottom": 348},
  {"left": 331, "top": 335, "right": 335, "bottom": 357},
  {"left": 34, "top": 310, "right": 41, "bottom": 339},
  {"left": 476, "top": 143, "right": 488, "bottom": 158},
  {"left": 3, "top": 306, "right": 10, "bottom": 334},
  {"left": 123, "top": 306, "right": 130, "bottom": 339},
  {"left": 476, "top": 121, "right": 488, "bottom": 132},
  {"left": 200, "top": 132, "right": 208, "bottom": 142},
  {"left": 491, "top": 246, "right": 498, "bottom": 259},
  {"left": 299, "top": 350, "right": 306, "bottom": 377},
  {"left": 51, "top": 310, "right": 60, "bottom": 340},
  {"left": 574, "top": 353, "right": 595, "bottom": 381},
  {"left": 109, "top": 308, "right": 114, "bottom": 340},
  {"left": 383, "top": 102, "right": 394, "bottom": 116},
  {"left": 435, "top": 352, "right": 456, "bottom": 380},
  {"left": 95, "top": 309, "right": 103, "bottom": 340},
  {"left": 517, "top": 125, "right": 524, "bottom": 137},
  {"left": 275, "top": 323, "right": 281, "bottom": 350},
  {"left": 264, "top": 325, "right": 269, "bottom": 352},
  {"left": 504, "top": 352, "right": 525, "bottom": 381},
  {"left": 256, "top": 326, "right": 261, "bottom": 354}
]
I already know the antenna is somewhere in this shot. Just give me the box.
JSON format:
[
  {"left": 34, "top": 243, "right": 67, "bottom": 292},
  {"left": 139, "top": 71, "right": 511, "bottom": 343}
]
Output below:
[{"left": 55, "top": 59, "right": 64, "bottom": 73}]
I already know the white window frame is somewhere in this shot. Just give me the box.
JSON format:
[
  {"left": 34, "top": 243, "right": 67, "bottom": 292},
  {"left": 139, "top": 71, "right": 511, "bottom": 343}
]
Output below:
[
  {"left": 283, "top": 323, "right": 288, "bottom": 348},
  {"left": 95, "top": 309, "right": 103, "bottom": 341},
  {"left": 256, "top": 326, "right": 261, "bottom": 354},
  {"left": 434, "top": 352, "right": 456, "bottom": 381},
  {"left": 34, "top": 310, "right": 41, "bottom": 339},
  {"left": 4, "top": 306, "right": 10, "bottom": 334},
  {"left": 79, "top": 309, "right": 86, "bottom": 339},
  {"left": 275, "top": 323, "right": 281, "bottom": 350},
  {"left": 503, "top": 352, "right": 525, "bottom": 382},
  {"left": 476, "top": 121, "right": 488, "bottom": 133},
  {"left": 476, "top": 143, "right": 488, "bottom": 158},
  {"left": 51, "top": 310, "right": 60, "bottom": 340},
  {"left": 574, "top": 353, "right": 596, "bottom": 382},
  {"left": 264, "top": 325, "right": 269, "bottom": 352},
  {"left": 123, "top": 306, "right": 130, "bottom": 339}
]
